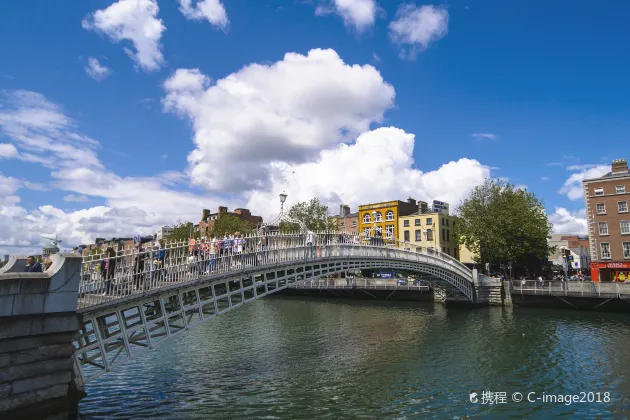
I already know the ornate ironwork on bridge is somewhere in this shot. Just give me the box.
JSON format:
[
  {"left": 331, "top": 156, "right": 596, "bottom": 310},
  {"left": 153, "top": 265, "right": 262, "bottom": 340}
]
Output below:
[{"left": 73, "top": 230, "right": 473, "bottom": 384}]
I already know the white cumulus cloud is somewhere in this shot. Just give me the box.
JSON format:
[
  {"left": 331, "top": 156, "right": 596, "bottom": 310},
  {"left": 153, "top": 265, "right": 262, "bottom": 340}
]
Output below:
[
  {"left": 162, "top": 48, "right": 396, "bottom": 193},
  {"left": 85, "top": 57, "right": 112, "bottom": 81},
  {"left": 389, "top": 4, "right": 449, "bottom": 58},
  {"left": 549, "top": 207, "right": 587, "bottom": 235},
  {"left": 315, "top": 0, "right": 377, "bottom": 32},
  {"left": 178, "top": 0, "right": 229, "bottom": 31},
  {"left": 63, "top": 194, "right": 90, "bottom": 203},
  {"left": 82, "top": 0, "right": 166, "bottom": 72},
  {"left": 558, "top": 164, "right": 609, "bottom": 200},
  {"left": 0, "top": 143, "right": 19, "bottom": 158}
]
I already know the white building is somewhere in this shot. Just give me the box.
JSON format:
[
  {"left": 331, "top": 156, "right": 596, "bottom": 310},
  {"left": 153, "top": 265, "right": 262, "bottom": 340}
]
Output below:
[
  {"left": 156, "top": 226, "right": 173, "bottom": 240},
  {"left": 548, "top": 234, "right": 590, "bottom": 272}
]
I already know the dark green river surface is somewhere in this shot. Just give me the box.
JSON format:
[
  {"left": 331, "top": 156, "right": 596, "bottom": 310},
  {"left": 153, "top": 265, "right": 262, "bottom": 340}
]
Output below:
[{"left": 79, "top": 298, "right": 630, "bottom": 419}]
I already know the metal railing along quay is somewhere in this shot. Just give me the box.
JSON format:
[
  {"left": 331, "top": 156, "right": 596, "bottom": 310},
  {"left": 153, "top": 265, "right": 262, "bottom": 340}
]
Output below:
[
  {"left": 290, "top": 277, "right": 431, "bottom": 292},
  {"left": 511, "top": 280, "right": 630, "bottom": 299}
]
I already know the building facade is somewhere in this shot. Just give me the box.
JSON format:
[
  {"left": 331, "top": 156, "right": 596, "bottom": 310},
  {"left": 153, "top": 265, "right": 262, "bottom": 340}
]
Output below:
[
  {"left": 332, "top": 205, "right": 359, "bottom": 233},
  {"left": 358, "top": 198, "right": 422, "bottom": 242},
  {"left": 583, "top": 158, "right": 630, "bottom": 282},
  {"left": 397, "top": 210, "right": 460, "bottom": 259},
  {"left": 547, "top": 234, "right": 590, "bottom": 273},
  {"left": 198, "top": 206, "right": 263, "bottom": 236}
]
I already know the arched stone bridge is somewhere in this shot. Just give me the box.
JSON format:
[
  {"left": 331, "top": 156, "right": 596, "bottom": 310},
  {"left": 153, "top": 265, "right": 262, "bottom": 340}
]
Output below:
[{"left": 71, "top": 232, "right": 476, "bottom": 384}]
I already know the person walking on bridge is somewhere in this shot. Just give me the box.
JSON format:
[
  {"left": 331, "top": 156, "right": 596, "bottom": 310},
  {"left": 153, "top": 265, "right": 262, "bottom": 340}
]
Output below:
[
  {"left": 25, "top": 256, "right": 42, "bottom": 272},
  {"left": 305, "top": 229, "right": 315, "bottom": 259}
]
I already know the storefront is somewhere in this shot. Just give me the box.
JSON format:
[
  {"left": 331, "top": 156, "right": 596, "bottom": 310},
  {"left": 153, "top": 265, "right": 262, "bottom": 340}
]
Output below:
[{"left": 590, "top": 262, "right": 630, "bottom": 282}]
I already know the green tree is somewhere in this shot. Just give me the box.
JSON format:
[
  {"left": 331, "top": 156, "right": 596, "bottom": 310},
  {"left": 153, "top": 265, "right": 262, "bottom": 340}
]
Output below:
[
  {"left": 454, "top": 179, "right": 552, "bottom": 273},
  {"left": 279, "top": 198, "right": 338, "bottom": 232},
  {"left": 166, "top": 221, "right": 196, "bottom": 242},
  {"left": 211, "top": 214, "right": 254, "bottom": 237}
]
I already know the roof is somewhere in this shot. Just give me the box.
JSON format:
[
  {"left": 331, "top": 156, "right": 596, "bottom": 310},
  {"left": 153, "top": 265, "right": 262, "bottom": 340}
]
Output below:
[
  {"left": 584, "top": 170, "right": 630, "bottom": 183},
  {"left": 333, "top": 212, "right": 359, "bottom": 219}
]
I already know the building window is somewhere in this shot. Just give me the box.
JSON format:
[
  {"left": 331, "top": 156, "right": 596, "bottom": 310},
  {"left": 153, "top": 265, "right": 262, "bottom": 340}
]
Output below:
[
  {"left": 446, "top": 219, "right": 449, "bottom": 226},
  {"left": 415, "top": 230, "right": 421, "bottom": 241},
  {"left": 374, "top": 212, "right": 383, "bottom": 222},
  {"left": 596, "top": 203, "right": 606, "bottom": 214},
  {"left": 340, "top": 222, "right": 345, "bottom": 229},
  {"left": 351, "top": 221, "right": 357, "bottom": 228},
  {"left": 363, "top": 214, "right": 371, "bottom": 223},
  {"left": 414, "top": 219, "right": 421, "bottom": 226},
  {"left": 427, "top": 218, "right": 433, "bottom": 225},
  {"left": 447, "top": 247, "right": 450, "bottom": 255},
  {"left": 404, "top": 230, "right": 410, "bottom": 242},
  {"left": 441, "top": 218, "right": 445, "bottom": 226},
  {"left": 385, "top": 210, "right": 394, "bottom": 221},
  {"left": 624, "top": 242, "right": 630, "bottom": 259},
  {"left": 442, "top": 228, "right": 446, "bottom": 241},
  {"left": 403, "top": 220, "right": 410, "bottom": 227},
  {"left": 385, "top": 225, "right": 394, "bottom": 239},
  {"left": 617, "top": 185, "right": 626, "bottom": 194},
  {"left": 447, "top": 229, "right": 450, "bottom": 241},
  {"left": 599, "top": 221, "right": 609, "bottom": 235},
  {"left": 595, "top": 188, "right": 604, "bottom": 196},
  {"left": 442, "top": 247, "right": 446, "bottom": 253},
  {"left": 601, "top": 243, "right": 611, "bottom": 259},
  {"left": 426, "top": 230, "right": 433, "bottom": 241},
  {"left": 363, "top": 227, "right": 370, "bottom": 237},
  {"left": 621, "top": 221, "right": 630, "bottom": 235},
  {"left": 618, "top": 201, "right": 628, "bottom": 213},
  {"left": 454, "top": 248, "right": 458, "bottom": 259},
  {"left": 415, "top": 247, "right": 422, "bottom": 253}
]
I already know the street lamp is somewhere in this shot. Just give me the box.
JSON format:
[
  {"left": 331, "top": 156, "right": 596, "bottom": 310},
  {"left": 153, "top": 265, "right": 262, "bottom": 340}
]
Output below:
[{"left": 258, "top": 191, "right": 306, "bottom": 234}]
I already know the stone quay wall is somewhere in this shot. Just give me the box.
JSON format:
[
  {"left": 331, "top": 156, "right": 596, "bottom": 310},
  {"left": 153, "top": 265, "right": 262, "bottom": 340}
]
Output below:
[{"left": 0, "top": 253, "right": 83, "bottom": 420}]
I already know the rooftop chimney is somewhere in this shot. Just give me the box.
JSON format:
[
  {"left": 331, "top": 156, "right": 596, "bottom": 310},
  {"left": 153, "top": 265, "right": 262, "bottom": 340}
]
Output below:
[
  {"left": 611, "top": 158, "right": 628, "bottom": 174},
  {"left": 339, "top": 204, "right": 350, "bottom": 217},
  {"left": 407, "top": 197, "right": 416, "bottom": 207}
]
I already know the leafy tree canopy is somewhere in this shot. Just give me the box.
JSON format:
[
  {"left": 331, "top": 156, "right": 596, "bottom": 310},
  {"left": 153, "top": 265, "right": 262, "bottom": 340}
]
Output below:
[
  {"left": 454, "top": 179, "right": 552, "bottom": 266},
  {"left": 211, "top": 214, "right": 254, "bottom": 237},
  {"left": 166, "top": 221, "right": 196, "bottom": 242},
  {"left": 279, "top": 198, "right": 338, "bottom": 232}
]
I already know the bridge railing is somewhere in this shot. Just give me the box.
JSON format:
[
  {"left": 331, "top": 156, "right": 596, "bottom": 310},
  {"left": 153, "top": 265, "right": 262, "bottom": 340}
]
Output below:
[
  {"left": 77, "top": 231, "right": 470, "bottom": 309},
  {"left": 511, "top": 280, "right": 630, "bottom": 298}
]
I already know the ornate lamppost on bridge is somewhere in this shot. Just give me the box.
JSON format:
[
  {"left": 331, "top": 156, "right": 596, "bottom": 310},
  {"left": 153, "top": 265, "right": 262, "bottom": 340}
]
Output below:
[{"left": 257, "top": 191, "right": 307, "bottom": 234}]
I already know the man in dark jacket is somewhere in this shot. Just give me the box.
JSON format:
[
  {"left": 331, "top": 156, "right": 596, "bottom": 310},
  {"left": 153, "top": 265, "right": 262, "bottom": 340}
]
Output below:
[{"left": 25, "top": 256, "right": 42, "bottom": 272}]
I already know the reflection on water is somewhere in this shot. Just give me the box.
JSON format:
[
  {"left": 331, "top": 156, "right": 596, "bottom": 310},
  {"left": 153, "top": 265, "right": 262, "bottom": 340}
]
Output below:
[{"left": 80, "top": 297, "right": 630, "bottom": 419}]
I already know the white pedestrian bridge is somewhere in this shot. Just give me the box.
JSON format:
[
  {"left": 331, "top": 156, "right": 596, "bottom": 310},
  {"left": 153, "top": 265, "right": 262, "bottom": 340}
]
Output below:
[{"left": 69, "top": 232, "right": 473, "bottom": 383}]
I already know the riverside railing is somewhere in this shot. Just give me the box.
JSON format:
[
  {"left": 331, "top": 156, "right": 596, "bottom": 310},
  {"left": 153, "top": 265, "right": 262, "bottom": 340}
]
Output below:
[
  {"left": 289, "top": 277, "right": 431, "bottom": 291},
  {"left": 77, "top": 231, "right": 470, "bottom": 310},
  {"left": 511, "top": 280, "right": 630, "bottom": 299}
]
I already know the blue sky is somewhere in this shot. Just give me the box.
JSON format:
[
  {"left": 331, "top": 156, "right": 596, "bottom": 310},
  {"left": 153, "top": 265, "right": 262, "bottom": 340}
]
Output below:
[{"left": 0, "top": 0, "right": 628, "bottom": 251}]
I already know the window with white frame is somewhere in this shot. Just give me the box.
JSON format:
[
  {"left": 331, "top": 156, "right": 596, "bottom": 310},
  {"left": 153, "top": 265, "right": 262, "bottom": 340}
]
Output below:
[
  {"left": 385, "top": 225, "right": 394, "bottom": 238},
  {"left": 601, "top": 243, "right": 611, "bottom": 259},
  {"left": 599, "top": 221, "right": 609, "bottom": 235},
  {"left": 363, "top": 227, "right": 371, "bottom": 237},
  {"left": 385, "top": 210, "right": 394, "bottom": 221},
  {"left": 415, "top": 230, "right": 422, "bottom": 241},
  {"left": 596, "top": 203, "right": 606, "bottom": 214},
  {"left": 340, "top": 222, "right": 345, "bottom": 229},
  {"left": 351, "top": 221, "right": 356, "bottom": 228},
  {"left": 623, "top": 242, "right": 630, "bottom": 258},
  {"left": 363, "top": 213, "right": 371, "bottom": 223},
  {"left": 617, "top": 185, "right": 626, "bottom": 194},
  {"left": 374, "top": 211, "right": 383, "bottom": 222},
  {"left": 594, "top": 188, "right": 604, "bottom": 196},
  {"left": 414, "top": 219, "right": 421, "bottom": 226},
  {"left": 618, "top": 201, "right": 628, "bottom": 213},
  {"left": 426, "top": 217, "right": 433, "bottom": 225},
  {"left": 621, "top": 221, "right": 630, "bottom": 235}
]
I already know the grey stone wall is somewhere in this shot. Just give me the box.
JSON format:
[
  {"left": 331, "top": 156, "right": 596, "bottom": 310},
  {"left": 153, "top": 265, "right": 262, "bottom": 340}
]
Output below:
[{"left": 0, "top": 253, "right": 83, "bottom": 419}]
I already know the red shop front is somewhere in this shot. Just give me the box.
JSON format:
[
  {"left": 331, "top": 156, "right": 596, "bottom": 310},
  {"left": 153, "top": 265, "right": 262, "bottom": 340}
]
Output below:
[{"left": 590, "top": 261, "right": 630, "bottom": 282}]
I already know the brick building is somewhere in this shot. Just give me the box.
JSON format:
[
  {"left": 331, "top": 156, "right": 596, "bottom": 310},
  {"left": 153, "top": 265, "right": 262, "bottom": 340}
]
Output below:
[
  {"left": 198, "top": 206, "right": 263, "bottom": 236},
  {"left": 332, "top": 205, "right": 359, "bottom": 233},
  {"left": 583, "top": 158, "right": 630, "bottom": 282}
]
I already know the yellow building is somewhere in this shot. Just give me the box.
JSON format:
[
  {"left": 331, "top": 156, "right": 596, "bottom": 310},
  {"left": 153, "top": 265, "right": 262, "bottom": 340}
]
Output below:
[
  {"left": 458, "top": 243, "right": 478, "bottom": 266},
  {"left": 358, "top": 198, "right": 421, "bottom": 242},
  {"left": 397, "top": 211, "right": 461, "bottom": 259}
]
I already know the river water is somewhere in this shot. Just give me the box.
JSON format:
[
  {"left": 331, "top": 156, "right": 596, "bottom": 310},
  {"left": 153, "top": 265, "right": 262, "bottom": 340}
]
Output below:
[{"left": 79, "top": 297, "right": 630, "bottom": 419}]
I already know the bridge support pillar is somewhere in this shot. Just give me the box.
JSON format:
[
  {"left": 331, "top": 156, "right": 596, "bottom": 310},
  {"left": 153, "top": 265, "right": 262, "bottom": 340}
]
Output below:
[
  {"left": 472, "top": 269, "right": 504, "bottom": 306},
  {"left": 0, "top": 253, "right": 84, "bottom": 419}
]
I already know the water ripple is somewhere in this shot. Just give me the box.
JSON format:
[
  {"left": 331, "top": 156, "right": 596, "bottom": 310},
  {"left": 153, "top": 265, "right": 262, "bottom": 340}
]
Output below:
[{"left": 80, "top": 299, "right": 630, "bottom": 419}]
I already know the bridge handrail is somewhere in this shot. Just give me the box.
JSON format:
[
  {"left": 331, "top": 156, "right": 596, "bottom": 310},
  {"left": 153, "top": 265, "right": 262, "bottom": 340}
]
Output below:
[
  {"left": 77, "top": 231, "right": 471, "bottom": 309},
  {"left": 509, "top": 279, "right": 630, "bottom": 298}
]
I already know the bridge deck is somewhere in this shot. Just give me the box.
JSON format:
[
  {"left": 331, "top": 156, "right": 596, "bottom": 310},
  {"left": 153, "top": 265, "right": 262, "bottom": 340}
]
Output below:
[{"left": 510, "top": 280, "right": 630, "bottom": 299}]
